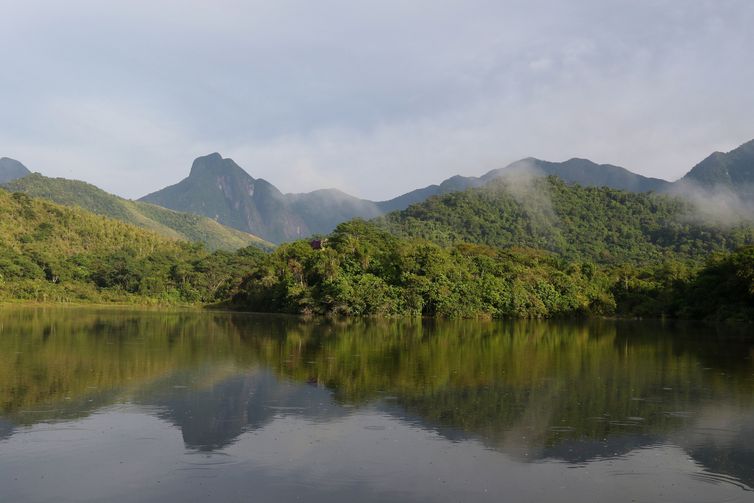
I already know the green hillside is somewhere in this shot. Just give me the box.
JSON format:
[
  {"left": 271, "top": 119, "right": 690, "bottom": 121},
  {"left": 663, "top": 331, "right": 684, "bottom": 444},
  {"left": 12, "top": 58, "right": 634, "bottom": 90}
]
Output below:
[
  {"left": 378, "top": 176, "right": 754, "bottom": 265},
  {"left": 0, "top": 190, "right": 265, "bottom": 304},
  {"left": 3, "top": 173, "right": 272, "bottom": 251}
]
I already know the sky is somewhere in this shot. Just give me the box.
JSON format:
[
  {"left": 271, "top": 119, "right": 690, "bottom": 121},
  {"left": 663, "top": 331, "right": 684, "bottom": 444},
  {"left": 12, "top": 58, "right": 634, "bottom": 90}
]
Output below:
[{"left": 1, "top": 0, "right": 753, "bottom": 201}]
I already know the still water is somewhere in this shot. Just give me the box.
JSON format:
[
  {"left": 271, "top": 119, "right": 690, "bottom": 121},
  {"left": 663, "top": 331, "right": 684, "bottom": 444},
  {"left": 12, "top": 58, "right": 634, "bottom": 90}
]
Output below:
[{"left": 0, "top": 307, "right": 753, "bottom": 502}]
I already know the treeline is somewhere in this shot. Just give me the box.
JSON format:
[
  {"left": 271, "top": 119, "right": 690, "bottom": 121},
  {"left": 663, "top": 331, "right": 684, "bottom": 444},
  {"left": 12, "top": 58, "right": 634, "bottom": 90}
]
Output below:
[
  {"left": 615, "top": 247, "right": 754, "bottom": 321},
  {"left": 232, "top": 220, "right": 754, "bottom": 321},
  {"left": 1, "top": 185, "right": 752, "bottom": 321}
]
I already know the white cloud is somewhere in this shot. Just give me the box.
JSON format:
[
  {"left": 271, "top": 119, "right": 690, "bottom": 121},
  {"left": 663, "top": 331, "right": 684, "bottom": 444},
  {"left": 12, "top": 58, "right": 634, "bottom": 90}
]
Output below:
[{"left": 1, "top": 0, "right": 753, "bottom": 199}]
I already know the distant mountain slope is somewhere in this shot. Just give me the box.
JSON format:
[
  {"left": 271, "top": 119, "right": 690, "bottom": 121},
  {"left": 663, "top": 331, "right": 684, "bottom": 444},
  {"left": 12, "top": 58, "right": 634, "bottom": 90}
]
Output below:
[
  {"left": 377, "top": 175, "right": 487, "bottom": 213},
  {"left": 140, "top": 153, "right": 380, "bottom": 243},
  {"left": 0, "top": 189, "right": 198, "bottom": 297},
  {"left": 378, "top": 157, "right": 670, "bottom": 212},
  {"left": 679, "top": 139, "right": 754, "bottom": 195},
  {"left": 378, "top": 176, "right": 754, "bottom": 264},
  {"left": 287, "top": 188, "right": 382, "bottom": 236},
  {"left": 489, "top": 157, "right": 671, "bottom": 192},
  {"left": 3, "top": 173, "right": 272, "bottom": 251},
  {"left": 0, "top": 158, "right": 31, "bottom": 184}
]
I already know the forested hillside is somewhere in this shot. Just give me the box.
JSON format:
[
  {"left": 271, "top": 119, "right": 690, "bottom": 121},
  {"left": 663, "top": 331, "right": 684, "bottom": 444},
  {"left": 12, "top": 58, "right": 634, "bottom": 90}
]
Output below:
[
  {"left": 3, "top": 174, "right": 272, "bottom": 251},
  {"left": 231, "top": 219, "right": 754, "bottom": 321},
  {"left": 378, "top": 177, "right": 754, "bottom": 265},
  {"left": 1, "top": 182, "right": 751, "bottom": 321},
  {"left": 0, "top": 190, "right": 264, "bottom": 304}
]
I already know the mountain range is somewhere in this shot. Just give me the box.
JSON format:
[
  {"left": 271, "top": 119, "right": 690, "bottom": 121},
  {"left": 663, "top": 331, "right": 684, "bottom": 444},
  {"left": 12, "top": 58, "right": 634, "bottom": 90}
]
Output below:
[
  {"left": 139, "top": 139, "right": 754, "bottom": 242},
  {"left": 138, "top": 152, "right": 679, "bottom": 243},
  {"left": 3, "top": 138, "right": 753, "bottom": 245}
]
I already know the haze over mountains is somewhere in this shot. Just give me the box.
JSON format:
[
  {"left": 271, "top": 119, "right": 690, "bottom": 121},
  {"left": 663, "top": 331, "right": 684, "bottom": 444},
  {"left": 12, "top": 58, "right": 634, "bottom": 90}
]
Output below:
[
  {"left": 139, "top": 139, "right": 754, "bottom": 243},
  {"left": 3, "top": 138, "right": 754, "bottom": 245},
  {"left": 681, "top": 139, "right": 754, "bottom": 194}
]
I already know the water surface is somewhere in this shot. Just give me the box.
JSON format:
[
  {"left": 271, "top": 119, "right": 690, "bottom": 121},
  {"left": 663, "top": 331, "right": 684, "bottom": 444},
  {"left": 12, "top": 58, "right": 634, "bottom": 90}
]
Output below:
[{"left": 1, "top": 307, "right": 753, "bottom": 502}]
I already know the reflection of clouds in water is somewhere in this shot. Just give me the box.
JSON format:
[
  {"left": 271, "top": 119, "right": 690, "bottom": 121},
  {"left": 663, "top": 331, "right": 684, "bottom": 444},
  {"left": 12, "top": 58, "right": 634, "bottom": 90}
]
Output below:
[
  {"left": 1, "top": 309, "right": 754, "bottom": 500},
  {"left": 673, "top": 405, "right": 754, "bottom": 490},
  {"left": 127, "top": 364, "right": 754, "bottom": 494},
  {"left": 0, "top": 407, "right": 749, "bottom": 503}
]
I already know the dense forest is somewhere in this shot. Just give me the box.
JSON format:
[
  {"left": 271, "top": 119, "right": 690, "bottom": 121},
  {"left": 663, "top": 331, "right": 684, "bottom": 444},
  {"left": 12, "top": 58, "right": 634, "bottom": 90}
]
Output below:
[
  {"left": 1, "top": 181, "right": 753, "bottom": 321},
  {"left": 379, "top": 177, "right": 754, "bottom": 264}
]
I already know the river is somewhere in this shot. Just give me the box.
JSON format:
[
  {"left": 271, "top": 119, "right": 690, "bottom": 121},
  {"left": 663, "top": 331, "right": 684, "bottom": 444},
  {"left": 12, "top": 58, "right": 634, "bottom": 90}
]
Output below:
[{"left": 0, "top": 307, "right": 752, "bottom": 502}]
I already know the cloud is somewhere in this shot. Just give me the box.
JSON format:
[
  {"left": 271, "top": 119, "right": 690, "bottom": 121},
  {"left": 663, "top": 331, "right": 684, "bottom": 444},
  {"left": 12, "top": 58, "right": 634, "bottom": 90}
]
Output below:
[{"left": 1, "top": 0, "right": 753, "bottom": 199}]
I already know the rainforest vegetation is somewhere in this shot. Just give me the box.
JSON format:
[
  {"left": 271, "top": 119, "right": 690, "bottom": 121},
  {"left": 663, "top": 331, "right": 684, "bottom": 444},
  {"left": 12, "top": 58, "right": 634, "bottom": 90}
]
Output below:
[{"left": 1, "top": 182, "right": 753, "bottom": 321}]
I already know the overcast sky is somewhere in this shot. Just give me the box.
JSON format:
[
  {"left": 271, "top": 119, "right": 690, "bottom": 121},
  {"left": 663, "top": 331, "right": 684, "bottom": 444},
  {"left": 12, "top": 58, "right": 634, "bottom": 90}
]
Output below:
[{"left": 1, "top": 0, "right": 753, "bottom": 200}]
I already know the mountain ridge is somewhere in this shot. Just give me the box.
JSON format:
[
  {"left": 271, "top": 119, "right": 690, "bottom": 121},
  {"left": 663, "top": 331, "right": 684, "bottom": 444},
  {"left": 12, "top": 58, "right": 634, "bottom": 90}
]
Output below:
[
  {"left": 139, "top": 151, "right": 680, "bottom": 243},
  {"left": 7, "top": 138, "right": 754, "bottom": 245},
  {"left": 140, "top": 153, "right": 382, "bottom": 243},
  {"left": 3, "top": 172, "right": 272, "bottom": 251},
  {"left": 680, "top": 139, "right": 754, "bottom": 194}
]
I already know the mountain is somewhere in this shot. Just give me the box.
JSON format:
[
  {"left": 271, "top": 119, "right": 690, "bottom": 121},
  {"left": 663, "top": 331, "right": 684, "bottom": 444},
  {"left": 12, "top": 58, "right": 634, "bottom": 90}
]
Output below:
[
  {"left": 378, "top": 157, "right": 670, "bottom": 212},
  {"left": 377, "top": 175, "right": 487, "bottom": 213},
  {"left": 679, "top": 139, "right": 754, "bottom": 195},
  {"left": 142, "top": 153, "right": 670, "bottom": 243},
  {"left": 488, "top": 157, "right": 671, "bottom": 192},
  {"left": 0, "top": 158, "right": 31, "bottom": 184},
  {"left": 378, "top": 176, "right": 754, "bottom": 264},
  {"left": 140, "top": 153, "right": 380, "bottom": 243},
  {"left": 3, "top": 173, "right": 272, "bottom": 251},
  {"left": 139, "top": 143, "right": 753, "bottom": 245}
]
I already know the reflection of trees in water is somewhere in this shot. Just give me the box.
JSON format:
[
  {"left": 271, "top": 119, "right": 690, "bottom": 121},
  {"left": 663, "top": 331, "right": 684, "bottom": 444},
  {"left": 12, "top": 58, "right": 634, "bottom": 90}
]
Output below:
[{"left": 0, "top": 307, "right": 753, "bottom": 486}]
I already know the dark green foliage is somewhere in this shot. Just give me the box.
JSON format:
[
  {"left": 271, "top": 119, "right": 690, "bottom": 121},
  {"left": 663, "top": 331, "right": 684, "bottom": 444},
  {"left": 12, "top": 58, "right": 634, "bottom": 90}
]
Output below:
[
  {"left": 615, "top": 247, "right": 754, "bottom": 321},
  {"left": 2, "top": 180, "right": 753, "bottom": 322},
  {"left": 379, "top": 177, "right": 754, "bottom": 265},
  {"left": 234, "top": 220, "right": 615, "bottom": 318}
]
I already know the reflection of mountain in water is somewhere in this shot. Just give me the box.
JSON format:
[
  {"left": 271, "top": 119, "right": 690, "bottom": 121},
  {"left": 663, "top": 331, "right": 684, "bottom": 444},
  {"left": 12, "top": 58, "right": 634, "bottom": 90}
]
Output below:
[
  {"left": 1, "top": 307, "right": 753, "bottom": 490},
  {"left": 0, "top": 419, "right": 14, "bottom": 442},
  {"left": 140, "top": 369, "right": 348, "bottom": 451}
]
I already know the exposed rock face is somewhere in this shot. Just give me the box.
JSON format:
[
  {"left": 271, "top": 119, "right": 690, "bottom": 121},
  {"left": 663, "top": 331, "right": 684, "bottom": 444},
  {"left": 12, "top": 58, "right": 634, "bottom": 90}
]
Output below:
[{"left": 140, "top": 153, "right": 381, "bottom": 243}]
